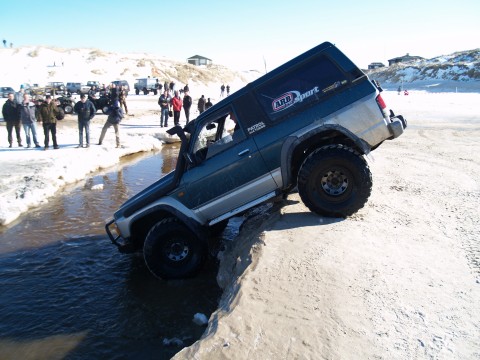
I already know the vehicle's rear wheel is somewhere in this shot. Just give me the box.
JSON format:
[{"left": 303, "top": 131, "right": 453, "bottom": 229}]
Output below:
[
  {"left": 297, "top": 145, "right": 372, "bottom": 217},
  {"left": 143, "top": 218, "right": 206, "bottom": 279},
  {"left": 135, "top": 88, "right": 140, "bottom": 95},
  {"left": 143, "top": 89, "right": 149, "bottom": 95}
]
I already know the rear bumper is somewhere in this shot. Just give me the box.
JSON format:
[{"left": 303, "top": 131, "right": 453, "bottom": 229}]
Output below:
[{"left": 387, "top": 112, "right": 407, "bottom": 139}]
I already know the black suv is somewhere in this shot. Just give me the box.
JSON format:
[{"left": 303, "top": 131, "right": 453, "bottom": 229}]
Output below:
[{"left": 106, "top": 41, "right": 406, "bottom": 279}]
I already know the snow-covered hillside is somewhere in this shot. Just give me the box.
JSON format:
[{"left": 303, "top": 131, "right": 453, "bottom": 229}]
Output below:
[
  {"left": 0, "top": 46, "right": 261, "bottom": 91},
  {"left": 367, "top": 49, "right": 480, "bottom": 92}
]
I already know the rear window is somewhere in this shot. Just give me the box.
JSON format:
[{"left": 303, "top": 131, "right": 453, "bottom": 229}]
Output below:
[{"left": 255, "top": 56, "right": 348, "bottom": 122}]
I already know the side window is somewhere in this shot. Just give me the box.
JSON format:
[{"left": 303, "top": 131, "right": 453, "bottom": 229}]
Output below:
[
  {"left": 255, "top": 56, "right": 348, "bottom": 122},
  {"left": 192, "top": 109, "right": 245, "bottom": 163}
]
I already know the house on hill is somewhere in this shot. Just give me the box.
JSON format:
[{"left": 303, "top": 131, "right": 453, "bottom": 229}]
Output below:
[
  {"left": 368, "top": 62, "right": 385, "bottom": 70},
  {"left": 187, "top": 55, "right": 212, "bottom": 66},
  {"left": 388, "top": 53, "right": 424, "bottom": 66}
]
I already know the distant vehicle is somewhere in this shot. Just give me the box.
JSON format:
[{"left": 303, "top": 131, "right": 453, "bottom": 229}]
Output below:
[
  {"left": 46, "top": 82, "right": 66, "bottom": 95},
  {"left": 1, "top": 86, "right": 15, "bottom": 98},
  {"left": 134, "top": 78, "right": 159, "bottom": 95},
  {"left": 111, "top": 80, "right": 130, "bottom": 93},
  {"left": 86, "top": 81, "right": 102, "bottom": 89},
  {"left": 66, "top": 82, "right": 82, "bottom": 94},
  {"left": 56, "top": 95, "right": 75, "bottom": 114}
]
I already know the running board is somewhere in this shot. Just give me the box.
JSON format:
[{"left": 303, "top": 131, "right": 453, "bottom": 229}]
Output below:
[{"left": 208, "top": 191, "right": 277, "bottom": 226}]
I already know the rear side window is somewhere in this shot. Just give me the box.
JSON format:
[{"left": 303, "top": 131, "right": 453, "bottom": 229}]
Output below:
[{"left": 255, "top": 56, "right": 348, "bottom": 122}]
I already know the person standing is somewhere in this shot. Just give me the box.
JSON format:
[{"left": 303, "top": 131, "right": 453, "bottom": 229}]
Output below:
[
  {"left": 171, "top": 91, "right": 182, "bottom": 126},
  {"left": 197, "top": 95, "right": 206, "bottom": 114},
  {"left": 226, "top": 85, "right": 230, "bottom": 95},
  {"left": 155, "top": 79, "right": 162, "bottom": 93},
  {"left": 158, "top": 89, "right": 172, "bottom": 127},
  {"left": 118, "top": 85, "right": 128, "bottom": 114},
  {"left": 97, "top": 100, "right": 124, "bottom": 148},
  {"left": 220, "top": 84, "right": 225, "bottom": 98},
  {"left": 18, "top": 93, "right": 41, "bottom": 148},
  {"left": 2, "top": 92, "right": 23, "bottom": 147},
  {"left": 205, "top": 98, "right": 213, "bottom": 110},
  {"left": 37, "top": 95, "right": 61, "bottom": 150},
  {"left": 73, "top": 94, "right": 96, "bottom": 148},
  {"left": 182, "top": 90, "right": 192, "bottom": 124}
]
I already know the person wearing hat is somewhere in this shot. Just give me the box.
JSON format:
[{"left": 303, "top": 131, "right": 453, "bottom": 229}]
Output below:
[
  {"left": 73, "top": 94, "right": 96, "bottom": 148},
  {"left": 97, "top": 99, "right": 124, "bottom": 148},
  {"left": 37, "top": 94, "right": 61, "bottom": 150}
]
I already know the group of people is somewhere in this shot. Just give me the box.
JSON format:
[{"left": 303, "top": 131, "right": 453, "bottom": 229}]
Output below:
[
  {"left": 157, "top": 89, "right": 217, "bottom": 127},
  {"left": 2, "top": 89, "right": 124, "bottom": 150},
  {"left": 2, "top": 92, "right": 63, "bottom": 149}
]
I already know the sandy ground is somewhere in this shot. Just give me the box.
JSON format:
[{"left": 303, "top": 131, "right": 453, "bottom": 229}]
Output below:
[
  {"left": 174, "top": 92, "right": 480, "bottom": 359},
  {"left": 2, "top": 91, "right": 479, "bottom": 359}
]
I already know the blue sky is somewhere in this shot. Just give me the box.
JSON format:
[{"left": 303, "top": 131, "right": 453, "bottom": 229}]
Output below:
[{"left": 1, "top": 0, "right": 478, "bottom": 71}]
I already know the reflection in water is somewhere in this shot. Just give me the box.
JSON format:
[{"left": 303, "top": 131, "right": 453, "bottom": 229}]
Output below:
[{"left": 0, "top": 145, "right": 222, "bottom": 359}]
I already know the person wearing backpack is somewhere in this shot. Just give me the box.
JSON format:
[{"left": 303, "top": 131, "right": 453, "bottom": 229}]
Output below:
[
  {"left": 74, "top": 94, "right": 96, "bottom": 148},
  {"left": 97, "top": 99, "right": 124, "bottom": 148}
]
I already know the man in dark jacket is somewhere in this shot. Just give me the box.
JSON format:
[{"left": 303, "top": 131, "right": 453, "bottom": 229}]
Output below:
[
  {"left": 1, "top": 92, "right": 23, "bottom": 147},
  {"left": 158, "top": 90, "right": 172, "bottom": 127},
  {"left": 197, "top": 95, "right": 206, "bottom": 114},
  {"left": 182, "top": 91, "right": 192, "bottom": 124},
  {"left": 37, "top": 95, "right": 61, "bottom": 150},
  {"left": 97, "top": 100, "right": 124, "bottom": 148},
  {"left": 74, "top": 94, "right": 96, "bottom": 148}
]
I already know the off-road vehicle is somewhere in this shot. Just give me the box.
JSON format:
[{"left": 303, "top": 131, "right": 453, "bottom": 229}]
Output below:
[
  {"left": 134, "top": 78, "right": 159, "bottom": 95},
  {"left": 106, "top": 41, "right": 406, "bottom": 279}
]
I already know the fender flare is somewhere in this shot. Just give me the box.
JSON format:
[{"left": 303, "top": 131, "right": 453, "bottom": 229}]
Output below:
[
  {"left": 279, "top": 124, "right": 371, "bottom": 189},
  {"left": 129, "top": 202, "right": 209, "bottom": 243}
]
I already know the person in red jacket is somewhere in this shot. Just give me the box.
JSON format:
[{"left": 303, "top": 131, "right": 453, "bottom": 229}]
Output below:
[{"left": 170, "top": 90, "right": 183, "bottom": 126}]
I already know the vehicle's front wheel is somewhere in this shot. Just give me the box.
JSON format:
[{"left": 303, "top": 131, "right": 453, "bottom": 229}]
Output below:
[
  {"left": 143, "top": 89, "right": 149, "bottom": 95},
  {"left": 135, "top": 88, "right": 140, "bottom": 95},
  {"left": 143, "top": 218, "right": 206, "bottom": 279},
  {"left": 297, "top": 145, "right": 372, "bottom": 218},
  {"left": 64, "top": 104, "right": 73, "bottom": 114}
]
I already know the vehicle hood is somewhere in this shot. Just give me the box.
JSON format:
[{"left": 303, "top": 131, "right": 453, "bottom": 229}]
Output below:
[{"left": 114, "top": 171, "right": 176, "bottom": 219}]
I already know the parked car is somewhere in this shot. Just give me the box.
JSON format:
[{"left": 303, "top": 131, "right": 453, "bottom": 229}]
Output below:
[
  {"left": 66, "top": 82, "right": 82, "bottom": 94},
  {"left": 105, "top": 41, "right": 407, "bottom": 279},
  {"left": 111, "top": 80, "right": 130, "bottom": 93},
  {"left": 1, "top": 86, "right": 15, "bottom": 98},
  {"left": 134, "top": 78, "right": 159, "bottom": 95},
  {"left": 46, "top": 82, "right": 66, "bottom": 95},
  {"left": 86, "top": 81, "right": 101, "bottom": 89}
]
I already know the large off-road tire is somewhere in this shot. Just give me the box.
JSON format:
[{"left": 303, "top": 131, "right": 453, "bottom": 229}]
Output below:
[
  {"left": 297, "top": 144, "right": 372, "bottom": 218},
  {"left": 135, "top": 88, "right": 140, "bottom": 95},
  {"left": 143, "top": 218, "right": 206, "bottom": 279}
]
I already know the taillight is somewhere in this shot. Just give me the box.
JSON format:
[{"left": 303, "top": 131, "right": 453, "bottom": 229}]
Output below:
[
  {"left": 376, "top": 94, "right": 386, "bottom": 110},
  {"left": 376, "top": 94, "right": 389, "bottom": 118}
]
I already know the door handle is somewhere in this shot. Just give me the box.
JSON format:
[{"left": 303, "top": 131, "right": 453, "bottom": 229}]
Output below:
[{"left": 238, "top": 149, "right": 250, "bottom": 156}]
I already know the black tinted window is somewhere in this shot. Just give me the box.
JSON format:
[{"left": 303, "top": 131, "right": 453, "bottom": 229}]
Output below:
[{"left": 255, "top": 56, "right": 348, "bottom": 122}]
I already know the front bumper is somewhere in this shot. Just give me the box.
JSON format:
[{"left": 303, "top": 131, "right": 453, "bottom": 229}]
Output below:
[{"left": 105, "top": 219, "right": 136, "bottom": 253}]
